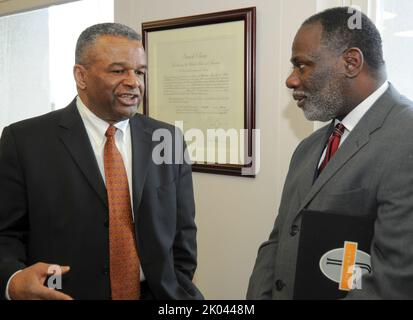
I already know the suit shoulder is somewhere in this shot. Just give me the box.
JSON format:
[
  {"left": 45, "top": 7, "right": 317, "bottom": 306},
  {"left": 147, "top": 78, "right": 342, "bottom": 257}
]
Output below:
[
  {"left": 380, "top": 94, "right": 413, "bottom": 137},
  {"left": 7, "top": 108, "right": 65, "bottom": 134},
  {"left": 286, "top": 124, "right": 330, "bottom": 168},
  {"left": 297, "top": 124, "right": 330, "bottom": 149},
  {"left": 390, "top": 96, "right": 413, "bottom": 119},
  {"left": 133, "top": 113, "right": 178, "bottom": 133}
]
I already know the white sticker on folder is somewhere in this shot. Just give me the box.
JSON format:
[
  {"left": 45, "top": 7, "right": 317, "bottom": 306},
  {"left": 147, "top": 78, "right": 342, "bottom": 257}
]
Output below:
[{"left": 319, "top": 243, "right": 371, "bottom": 291}]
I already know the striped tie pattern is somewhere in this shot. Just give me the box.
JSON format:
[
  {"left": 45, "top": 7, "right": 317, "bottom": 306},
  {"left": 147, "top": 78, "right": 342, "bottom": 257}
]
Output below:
[
  {"left": 104, "top": 125, "right": 140, "bottom": 300},
  {"left": 319, "top": 123, "right": 346, "bottom": 173}
]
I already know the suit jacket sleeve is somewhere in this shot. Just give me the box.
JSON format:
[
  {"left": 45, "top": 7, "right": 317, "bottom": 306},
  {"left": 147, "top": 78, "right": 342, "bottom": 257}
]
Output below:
[
  {"left": 172, "top": 134, "right": 203, "bottom": 299},
  {"left": 347, "top": 140, "right": 413, "bottom": 299},
  {"left": 0, "top": 126, "right": 28, "bottom": 300},
  {"left": 246, "top": 140, "right": 306, "bottom": 300},
  {"left": 246, "top": 222, "right": 279, "bottom": 299}
]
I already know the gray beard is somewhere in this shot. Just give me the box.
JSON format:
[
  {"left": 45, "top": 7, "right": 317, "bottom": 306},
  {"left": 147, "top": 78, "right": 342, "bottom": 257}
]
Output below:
[
  {"left": 301, "top": 70, "right": 347, "bottom": 122},
  {"left": 302, "top": 92, "right": 345, "bottom": 122}
]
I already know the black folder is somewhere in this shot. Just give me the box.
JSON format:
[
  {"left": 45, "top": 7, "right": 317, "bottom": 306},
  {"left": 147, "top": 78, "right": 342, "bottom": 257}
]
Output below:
[{"left": 293, "top": 210, "right": 375, "bottom": 300}]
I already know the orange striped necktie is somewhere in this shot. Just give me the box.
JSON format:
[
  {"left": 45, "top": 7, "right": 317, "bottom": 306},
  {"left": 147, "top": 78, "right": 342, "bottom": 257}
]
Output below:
[{"left": 104, "top": 125, "right": 140, "bottom": 300}]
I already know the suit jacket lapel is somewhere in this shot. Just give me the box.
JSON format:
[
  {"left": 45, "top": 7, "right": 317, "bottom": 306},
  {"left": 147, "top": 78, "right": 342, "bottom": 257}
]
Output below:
[
  {"left": 300, "top": 125, "right": 370, "bottom": 212},
  {"left": 130, "top": 114, "right": 152, "bottom": 219},
  {"left": 296, "top": 123, "right": 333, "bottom": 203},
  {"left": 58, "top": 100, "right": 108, "bottom": 208},
  {"left": 296, "top": 84, "right": 398, "bottom": 216}
]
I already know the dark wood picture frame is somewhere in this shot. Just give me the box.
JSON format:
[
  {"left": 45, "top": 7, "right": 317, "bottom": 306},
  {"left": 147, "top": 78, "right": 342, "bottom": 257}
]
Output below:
[{"left": 142, "top": 7, "right": 256, "bottom": 177}]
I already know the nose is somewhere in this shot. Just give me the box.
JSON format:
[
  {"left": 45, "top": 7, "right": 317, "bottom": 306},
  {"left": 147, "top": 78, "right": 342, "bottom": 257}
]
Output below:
[
  {"left": 123, "top": 70, "right": 142, "bottom": 88},
  {"left": 286, "top": 71, "right": 300, "bottom": 89}
]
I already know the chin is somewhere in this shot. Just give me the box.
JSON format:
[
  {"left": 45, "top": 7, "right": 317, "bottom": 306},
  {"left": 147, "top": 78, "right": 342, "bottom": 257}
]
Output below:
[
  {"left": 303, "top": 111, "right": 333, "bottom": 122},
  {"left": 115, "top": 106, "right": 139, "bottom": 119},
  {"left": 117, "top": 113, "right": 137, "bottom": 121}
]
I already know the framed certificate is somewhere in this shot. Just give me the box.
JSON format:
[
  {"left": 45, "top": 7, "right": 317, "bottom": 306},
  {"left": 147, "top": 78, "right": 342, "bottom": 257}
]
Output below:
[{"left": 142, "top": 7, "right": 256, "bottom": 177}]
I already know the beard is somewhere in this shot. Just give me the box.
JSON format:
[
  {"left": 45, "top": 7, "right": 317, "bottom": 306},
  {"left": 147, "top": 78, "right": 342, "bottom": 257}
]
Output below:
[{"left": 299, "top": 67, "right": 348, "bottom": 122}]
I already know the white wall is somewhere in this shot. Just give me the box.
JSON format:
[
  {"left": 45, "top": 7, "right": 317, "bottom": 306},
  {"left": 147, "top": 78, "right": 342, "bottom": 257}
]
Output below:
[{"left": 116, "top": 0, "right": 318, "bottom": 299}]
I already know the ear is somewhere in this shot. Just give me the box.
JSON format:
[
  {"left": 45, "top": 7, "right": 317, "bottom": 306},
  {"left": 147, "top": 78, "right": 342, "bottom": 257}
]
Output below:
[
  {"left": 342, "top": 47, "right": 364, "bottom": 78},
  {"left": 73, "top": 64, "right": 88, "bottom": 90}
]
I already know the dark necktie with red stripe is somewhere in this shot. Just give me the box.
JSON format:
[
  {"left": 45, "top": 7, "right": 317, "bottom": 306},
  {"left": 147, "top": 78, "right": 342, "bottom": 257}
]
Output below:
[
  {"left": 104, "top": 125, "right": 140, "bottom": 300},
  {"left": 318, "top": 123, "right": 346, "bottom": 173}
]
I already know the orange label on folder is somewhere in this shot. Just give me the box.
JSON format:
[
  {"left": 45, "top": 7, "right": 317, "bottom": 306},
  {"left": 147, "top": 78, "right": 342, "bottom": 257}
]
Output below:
[{"left": 339, "top": 241, "right": 358, "bottom": 291}]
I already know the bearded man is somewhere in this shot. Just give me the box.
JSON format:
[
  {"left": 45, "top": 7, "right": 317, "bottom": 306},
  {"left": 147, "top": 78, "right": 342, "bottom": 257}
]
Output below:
[{"left": 247, "top": 7, "right": 413, "bottom": 299}]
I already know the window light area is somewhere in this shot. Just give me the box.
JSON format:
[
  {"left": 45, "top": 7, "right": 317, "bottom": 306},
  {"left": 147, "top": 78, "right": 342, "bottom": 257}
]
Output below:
[
  {"left": 0, "top": 0, "right": 113, "bottom": 134},
  {"left": 49, "top": 0, "right": 114, "bottom": 111},
  {"left": 375, "top": 0, "right": 413, "bottom": 100}
]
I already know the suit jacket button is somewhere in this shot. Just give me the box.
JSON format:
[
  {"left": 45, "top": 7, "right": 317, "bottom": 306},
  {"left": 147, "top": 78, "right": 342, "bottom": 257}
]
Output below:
[
  {"left": 275, "top": 280, "right": 286, "bottom": 291},
  {"left": 102, "top": 266, "right": 109, "bottom": 275},
  {"left": 290, "top": 225, "right": 299, "bottom": 237}
]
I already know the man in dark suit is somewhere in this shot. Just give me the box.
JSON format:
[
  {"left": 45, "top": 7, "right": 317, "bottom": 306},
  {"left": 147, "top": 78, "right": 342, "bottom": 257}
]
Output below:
[
  {"left": 247, "top": 7, "right": 413, "bottom": 299},
  {"left": 0, "top": 23, "right": 203, "bottom": 300}
]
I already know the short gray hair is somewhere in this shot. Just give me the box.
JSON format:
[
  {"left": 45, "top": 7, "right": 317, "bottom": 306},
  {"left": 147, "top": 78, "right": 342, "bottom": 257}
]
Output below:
[{"left": 75, "top": 22, "right": 142, "bottom": 64}]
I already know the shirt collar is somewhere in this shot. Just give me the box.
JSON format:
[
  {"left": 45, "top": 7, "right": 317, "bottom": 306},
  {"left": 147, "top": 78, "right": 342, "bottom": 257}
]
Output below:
[
  {"left": 338, "top": 81, "right": 389, "bottom": 131},
  {"left": 76, "top": 96, "right": 130, "bottom": 146}
]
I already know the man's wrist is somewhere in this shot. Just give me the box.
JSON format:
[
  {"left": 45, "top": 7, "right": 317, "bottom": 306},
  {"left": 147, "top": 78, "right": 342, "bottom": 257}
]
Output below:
[{"left": 5, "top": 270, "right": 22, "bottom": 300}]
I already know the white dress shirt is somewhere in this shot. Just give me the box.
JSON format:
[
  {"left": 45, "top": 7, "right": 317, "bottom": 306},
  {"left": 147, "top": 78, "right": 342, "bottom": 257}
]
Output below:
[
  {"left": 76, "top": 97, "right": 145, "bottom": 281},
  {"left": 76, "top": 96, "right": 134, "bottom": 215},
  {"left": 318, "top": 81, "right": 389, "bottom": 167},
  {"left": 5, "top": 96, "right": 145, "bottom": 299}
]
